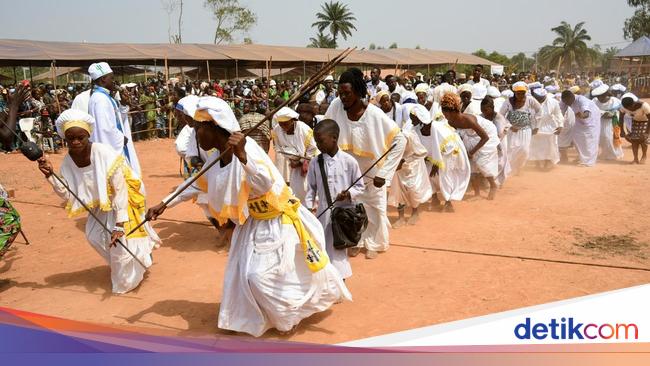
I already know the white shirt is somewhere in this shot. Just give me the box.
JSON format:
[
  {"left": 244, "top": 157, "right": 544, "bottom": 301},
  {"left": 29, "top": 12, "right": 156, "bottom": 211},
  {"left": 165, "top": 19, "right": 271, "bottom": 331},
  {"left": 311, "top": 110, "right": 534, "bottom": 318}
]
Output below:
[
  {"left": 366, "top": 80, "right": 388, "bottom": 98},
  {"left": 467, "top": 77, "right": 491, "bottom": 88},
  {"left": 305, "top": 150, "right": 364, "bottom": 212}
]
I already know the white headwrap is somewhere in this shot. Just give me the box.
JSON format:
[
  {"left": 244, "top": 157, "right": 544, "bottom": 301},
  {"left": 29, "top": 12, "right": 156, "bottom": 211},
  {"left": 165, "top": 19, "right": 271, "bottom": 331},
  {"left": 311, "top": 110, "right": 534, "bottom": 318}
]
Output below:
[
  {"left": 269, "top": 79, "right": 276, "bottom": 86},
  {"left": 591, "top": 84, "right": 609, "bottom": 97},
  {"left": 400, "top": 91, "right": 417, "bottom": 104},
  {"left": 458, "top": 83, "right": 473, "bottom": 95},
  {"left": 501, "top": 90, "right": 514, "bottom": 98},
  {"left": 621, "top": 93, "right": 639, "bottom": 103},
  {"left": 610, "top": 84, "right": 626, "bottom": 93},
  {"left": 274, "top": 106, "right": 299, "bottom": 122},
  {"left": 55, "top": 109, "right": 95, "bottom": 139},
  {"left": 88, "top": 62, "right": 113, "bottom": 81},
  {"left": 589, "top": 79, "right": 604, "bottom": 90},
  {"left": 324, "top": 75, "right": 334, "bottom": 81},
  {"left": 545, "top": 85, "right": 559, "bottom": 93},
  {"left": 409, "top": 104, "right": 432, "bottom": 125},
  {"left": 194, "top": 96, "right": 241, "bottom": 133},
  {"left": 532, "top": 88, "right": 547, "bottom": 98},
  {"left": 528, "top": 82, "right": 542, "bottom": 90},
  {"left": 176, "top": 95, "right": 200, "bottom": 118},
  {"left": 487, "top": 86, "right": 500, "bottom": 99},
  {"left": 414, "top": 83, "right": 429, "bottom": 95},
  {"left": 543, "top": 76, "right": 552, "bottom": 83},
  {"left": 471, "top": 84, "right": 487, "bottom": 100}
]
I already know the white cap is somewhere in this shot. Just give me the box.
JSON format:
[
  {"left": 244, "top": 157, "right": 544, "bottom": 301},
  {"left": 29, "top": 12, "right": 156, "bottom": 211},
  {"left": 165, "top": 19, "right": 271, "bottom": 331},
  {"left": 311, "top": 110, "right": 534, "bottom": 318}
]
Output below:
[
  {"left": 409, "top": 104, "right": 432, "bottom": 125},
  {"left": 621, "top": 93, "right": 638, "bottom": 103},
  {"left": 472, "top": 84, "right": 487, "bottom": 100},
  {"left": 176, "top": 95, "right": 200, "bottom": 118},
  {"left": 269, "top": 79, "right": 276, "bottom": 86},
  {"left": 324, "top": 75, "right": 334, "bottom": 81},
  {"left": 88, "top": 62, "right": 113, "bottom": 81},
  {"left": 610, "top": 83, "right": 626, "bottom": 92},
  {"left": 532, "top": 88, "right": 547, "bottom": 98},
  {"left": 275, "top": 106, "right": 299, "bottom": 122},
  {"left": 591, "top": 84, "right": 609, "bottom": 97},
  {"left": 486, "top": 86, "right": 500, "bottom": 99},
  {"left": 194, "top": 96, "right": 241, "bottom": 133}
]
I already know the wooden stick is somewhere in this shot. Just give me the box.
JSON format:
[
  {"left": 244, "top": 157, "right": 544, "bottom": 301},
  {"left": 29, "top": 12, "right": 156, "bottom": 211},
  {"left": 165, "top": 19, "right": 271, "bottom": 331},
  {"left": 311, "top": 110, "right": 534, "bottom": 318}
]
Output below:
[{"left": 127, "top": 48, "right": 356, "bottom": 237}]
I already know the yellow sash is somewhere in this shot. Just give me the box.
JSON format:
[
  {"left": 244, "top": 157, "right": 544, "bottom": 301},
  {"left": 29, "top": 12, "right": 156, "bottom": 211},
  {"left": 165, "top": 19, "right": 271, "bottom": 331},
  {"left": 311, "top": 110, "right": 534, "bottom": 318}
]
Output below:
[{"left": 247, "top": 193, "right": 329, "bottom": 273}]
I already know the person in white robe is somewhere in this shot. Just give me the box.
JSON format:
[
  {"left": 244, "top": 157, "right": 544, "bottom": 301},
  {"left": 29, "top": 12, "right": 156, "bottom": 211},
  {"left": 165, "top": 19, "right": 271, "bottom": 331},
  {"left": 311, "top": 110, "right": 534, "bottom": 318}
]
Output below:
[
  {"left": 376, "top": 90, "right": 409, "bottom": 129},
  {"left": 592, "top": 84, "right": 624, "bottom": 160},
  {"left": 481, "top": 96, "right": 511, "bottom": 186},
  {"left": 487, "top": 86, "right": 505, "bottom": 114},
  {"left": 560, "top": 90, "right": 601, "bottom": 167},
  {"left": 325, "top": 68, "right": 406, "bottom": 259},
  {"left": 529, "top": 87, "right": 564, "bottom": 168},
  {"left": 271, "top": 107, "right": 319, "bottom": 203},
  {"left": 305, "top": 119, "right": 364, "bottom": 279},
  {"left": 388, "top": 105, "right": 433, "bottom": 226},
  {"left": 443, "top": 95, "right": 499, "bottom": 200},
  {"left": 412, "top": 95, "right": 470, "bottom": 211},
  {"left": 38, "top": 109, "right": 159, "bottom": 294},
  {"left": 147, "top": 97, "right": 350, "bottom": 337},
  {"left": 87, "top": 62, "right": 142, "bottom": 178},
  {"left": 464, "top": 84, "right": 487, "bottom": 116},
  {"left": 499, "top": 81, "right": 542, "bottom": 175},
  {"left": 71, "top": 89, "right": 91, "bottom": 113}
]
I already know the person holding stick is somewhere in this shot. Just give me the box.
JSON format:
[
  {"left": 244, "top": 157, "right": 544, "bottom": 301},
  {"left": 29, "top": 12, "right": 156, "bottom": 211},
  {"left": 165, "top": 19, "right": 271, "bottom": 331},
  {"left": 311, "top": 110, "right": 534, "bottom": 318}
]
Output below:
[
  {"left": 325, "top": 68, "right": 406, "bottom": 259},
  {"left": 146, "top": 96, "right": 351, "bottom": 337},
  {"left": 37, "top": 109, "right": 160, "bottom": 294}
]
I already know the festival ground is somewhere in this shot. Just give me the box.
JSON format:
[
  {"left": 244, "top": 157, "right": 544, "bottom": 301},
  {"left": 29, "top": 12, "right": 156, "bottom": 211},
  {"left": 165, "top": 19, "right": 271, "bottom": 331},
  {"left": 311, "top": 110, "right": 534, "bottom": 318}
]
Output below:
[{"left": 1, "top": 137, "right": 649, "bottom": 344}]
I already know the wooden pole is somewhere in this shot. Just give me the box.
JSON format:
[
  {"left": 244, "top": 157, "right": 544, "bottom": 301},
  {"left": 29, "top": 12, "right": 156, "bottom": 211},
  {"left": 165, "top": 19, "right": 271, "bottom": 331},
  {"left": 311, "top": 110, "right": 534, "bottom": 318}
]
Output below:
[
  {"left": 206, "top": 60, "right": 211, "bottom": 81},
  {"left": 29, "top": 63, "right": 33, "bottom": 83},
  {"left": 235, "top": 59, "right": 239, "bottom": 80},
  {"left": 165, "top": 57, "right": 172, "bottom": 138},
  {"left": 12, "top": 66, "right": 17, "bottom": 83},
  {"left": 51, "top": 61, "right": 61, "bottom": 114}
]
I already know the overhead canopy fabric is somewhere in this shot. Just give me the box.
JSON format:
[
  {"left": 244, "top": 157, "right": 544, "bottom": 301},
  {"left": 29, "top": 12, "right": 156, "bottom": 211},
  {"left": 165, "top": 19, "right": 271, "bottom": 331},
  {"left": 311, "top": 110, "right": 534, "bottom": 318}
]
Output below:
[
  {"left": 0, "top": 39, "right": 497, "bottom": 68},
  {"left": 615, "top": 36, "right": 650, "bottom": 58}
]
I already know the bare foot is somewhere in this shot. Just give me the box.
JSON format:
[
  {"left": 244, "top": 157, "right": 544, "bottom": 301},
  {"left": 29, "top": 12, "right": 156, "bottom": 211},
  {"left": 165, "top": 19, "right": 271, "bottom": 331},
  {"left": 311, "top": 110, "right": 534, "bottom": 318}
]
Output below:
[
  {"left": 348, "top": 247, "right": 361, "bottom": 257},
  {"left": 630, "top": 160, "right": 640, "bottom": 165},
  {"left": 641, "top": 157, "right": 647, "bottom": 164},
  {"left": 444, "top": 202, "right": 455, "bottom": 213},
  {"left": 278, "top": 325, "right": 299, "bottom": 336},
  {"left": 407, "top": 213, "right": 420, "bottom": 225},
  {"left": 365, "top": 250, "right": 378, "bottom": 259},
  {"left": 487, "top": 188, "right": 497, "bottom": 200},
  {"left": 393, "top": 218, "right": 407, "bottom": 228}
]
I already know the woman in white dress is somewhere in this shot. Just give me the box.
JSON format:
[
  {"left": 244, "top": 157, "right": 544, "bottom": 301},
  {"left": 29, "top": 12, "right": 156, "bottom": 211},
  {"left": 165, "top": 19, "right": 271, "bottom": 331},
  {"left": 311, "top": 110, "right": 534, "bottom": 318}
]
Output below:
[{"left": 147, "top": 97, "right": 350, "bottom": 337}]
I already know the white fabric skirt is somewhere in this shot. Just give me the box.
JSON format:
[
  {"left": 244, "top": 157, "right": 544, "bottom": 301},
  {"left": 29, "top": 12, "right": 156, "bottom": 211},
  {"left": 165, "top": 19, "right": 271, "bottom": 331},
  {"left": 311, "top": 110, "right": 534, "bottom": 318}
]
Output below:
[{"left": 507, "top": 128, "right": 532, "bottom": 174}]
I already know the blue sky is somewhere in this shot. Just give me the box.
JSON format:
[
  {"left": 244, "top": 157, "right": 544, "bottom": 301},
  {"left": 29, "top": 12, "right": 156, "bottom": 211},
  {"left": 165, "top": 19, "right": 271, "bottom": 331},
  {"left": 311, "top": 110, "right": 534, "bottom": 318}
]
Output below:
[{"left": 1, "top": 0, "right": 636, "bottom": 54}]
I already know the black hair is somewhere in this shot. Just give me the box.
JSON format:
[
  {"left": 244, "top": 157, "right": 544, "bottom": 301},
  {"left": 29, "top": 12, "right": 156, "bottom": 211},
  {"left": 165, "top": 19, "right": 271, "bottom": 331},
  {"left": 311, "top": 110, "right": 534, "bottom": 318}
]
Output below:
[
  {"left": 385, "top": 74, "right": 394, "bottom": 81},
  {"left": 481, "top": 96, "right": 494, "bottom": 109},
  {"left": 474, "top": 64, "right": 483, "bottom": 70},
  {"left": 174, "top": 86, "right": 186, "bottom": 98},
  {"left": 339, "top": 67, "right": 367, "bottom": 98},
  {"left": 313, "top": 119, "right": 340, "bottom": 139},
  {"left": 621, "top": 97, "right": 635, "bottom": 108},
  {"left": 561, "top": 90, "right": 574, "bottom": 100}
]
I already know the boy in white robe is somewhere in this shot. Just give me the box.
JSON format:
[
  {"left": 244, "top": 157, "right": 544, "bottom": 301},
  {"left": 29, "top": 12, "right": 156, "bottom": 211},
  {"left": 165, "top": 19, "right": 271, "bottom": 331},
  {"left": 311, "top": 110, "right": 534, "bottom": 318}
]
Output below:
[
  {"left": 38, "top": 109, "right": 159, "bottom": 294},
  {"left": 325, "top": 68, "right": 406, "bottom": 259},
  {"left": 560, "top": 91, "right": 601, "bottom": 167},
  {"left": 389, "top": 105, "right": 433, "bottom": 226},
  {"left": 147, "top": 97, "right": 350, "bottom": 337},
  {"left": 271, "top": 107, "right": 319, "bottom": 203},
  {"left": 412, "top": 98, "right": 470, "bottom": 212},
  {"left": 87, "top": 62, "right": 143, "bottom": 178},
  {"left": 481, "top": 97, "right": 511, "bottom": 187},
  {"left": 305, "top": 119, "right": 364, "bottom": 279},
  {"left": 529, "top": 87, "right": 564, "bottom": 168}
]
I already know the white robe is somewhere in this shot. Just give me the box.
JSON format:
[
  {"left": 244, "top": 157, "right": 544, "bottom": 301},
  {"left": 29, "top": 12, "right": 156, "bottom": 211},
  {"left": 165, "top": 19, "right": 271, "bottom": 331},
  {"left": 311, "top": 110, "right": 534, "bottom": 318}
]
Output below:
[
  {"left": 271, "top": 121, "right": 319, "bottom": 204},
  {"left": 593, "top": 96, "right": 624, "bottom": 160},
  {"left": 417, "top": 122, "right": 470, "bottom": 202},
  {"left": 388, "top": 122, "right": 433, "bottom": 208},
  {"left": 305, "top": 150, "right": 364, "bottom": 279},
  {"left": 71, "top": 89, "right": 91, "bottom": 113},
  {"left": 500, "top": 96, "right": 542, "bottom": 174},
  {"left": 325, "top": 99, "right": 406, "bottom": 252},
  {"left": 558, "top": 107, "right": 576, "bottom": 149},
  {"left": 47, "top": 143, "right": 158, "bottom": 294},
  {"left": 483, "top": 113, "right": 511, "bottom": 186},
  {"left": 165, "top": 138, "right": 350, "bottom": 337},
  {"left": 384, "top": 102, "right": 410, "bottom": 129},
  {"left": 460, "top": 116, "right": 500, "bottom": 178},
  {"left": 88, "top": 87, "right": 142, "bottom": 178},
  {"left": 529, "top": 97, "right": 564, "bottom": 164},
  {"left": 562, "top": 95, "right": 601, "bottom": 166}
]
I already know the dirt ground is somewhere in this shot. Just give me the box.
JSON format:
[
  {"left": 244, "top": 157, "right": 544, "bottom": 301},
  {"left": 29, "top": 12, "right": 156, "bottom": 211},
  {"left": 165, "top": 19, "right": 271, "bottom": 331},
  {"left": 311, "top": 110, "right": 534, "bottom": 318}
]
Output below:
[{"left": 1, "top": 137, "right": 649, "bottom": 344}]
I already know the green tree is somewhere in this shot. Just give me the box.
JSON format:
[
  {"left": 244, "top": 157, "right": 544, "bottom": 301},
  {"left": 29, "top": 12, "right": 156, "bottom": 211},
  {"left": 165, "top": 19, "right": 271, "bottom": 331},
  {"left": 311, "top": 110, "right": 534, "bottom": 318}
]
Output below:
[
  {"left": 369, "top": 43, "right": 376, "bottom": 50},
  {"left": 307, "top": 32, "right": 337, "bottom": 48},
  {"left": 415, "top": 44, "right": 421, "bottom": 49},
  {"left": 204, "top": 0, "right": 257, "bottom": 44},
  {"left": 537, "top": 21, "right": 592, "bottom": 73},
  {"left": 311, "top": 1, "right": 357, "bottom": 47},
  {"left": 624, "top": 0, "right": 650, "bottom": 40},
  {"left": 389, "top": 42, "right": 398, "bottom": 49}
]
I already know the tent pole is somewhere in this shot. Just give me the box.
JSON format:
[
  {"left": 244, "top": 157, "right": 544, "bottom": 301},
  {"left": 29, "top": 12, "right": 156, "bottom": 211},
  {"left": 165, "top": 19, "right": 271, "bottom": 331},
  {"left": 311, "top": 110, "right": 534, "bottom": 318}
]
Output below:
[
  {"left": 165, "top": 57, "right": 172, "bottom": 138},
  {"left": 51, "top": 61, "right": 61, "bottom": 114},
  {"left": 29, "top": 63, "right": 33, "bottom": 84},
  {"left": 235, "top": 60, "right": 239, "bottom": 80},
  {"left": 206, "top": 60, "right": 211, "bottom": 81},
  {"left": 144, "top": 66, "right": 147, "bottom": 82},
  {"left": 12, "top": 66, "right": 17, "bottom": 84},
  {"left": 303, "top": 61, "right": 306, "bottom": 81}
]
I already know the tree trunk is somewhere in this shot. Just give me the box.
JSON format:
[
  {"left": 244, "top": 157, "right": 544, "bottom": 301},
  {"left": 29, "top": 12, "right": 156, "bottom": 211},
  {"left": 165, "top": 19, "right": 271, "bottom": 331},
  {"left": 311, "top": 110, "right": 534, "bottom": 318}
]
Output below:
[{"left": 177, "top": 0, "right": 183, "bottom": 43}]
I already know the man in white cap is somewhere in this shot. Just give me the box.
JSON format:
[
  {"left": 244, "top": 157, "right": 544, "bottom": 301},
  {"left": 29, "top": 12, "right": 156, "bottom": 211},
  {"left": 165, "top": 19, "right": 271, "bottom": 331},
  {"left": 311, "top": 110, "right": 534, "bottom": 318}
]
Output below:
[
  {"left": 529, "top": 86, "right": 564, "bottom": 169},
  {"left": 560, "top": 90, "right": 601, "bottom": 167},
  {"left": 271, "top": 106, "right": 319, "bottom": 203},
  {"left": 315, "top": 75, "right": 336, "bottom": 105},
  {"left": 592, "top": 83, "right": 624, "bottom": 160},
  {"left": 87, "top": 62, "right": 143, "bottom": 177}
]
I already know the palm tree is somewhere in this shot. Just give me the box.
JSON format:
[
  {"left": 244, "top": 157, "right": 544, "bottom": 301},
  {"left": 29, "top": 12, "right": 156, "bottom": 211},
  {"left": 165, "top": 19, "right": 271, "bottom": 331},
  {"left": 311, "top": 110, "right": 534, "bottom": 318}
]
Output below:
[
  {"left": 538, "top": 21, "right": 592, "bottom": 73},
  {"left": 307, "top": 32, "right": 337, "bottom": 48},
  {"left": 311, "top": 1, "right": 357, "bottom": 47}
]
